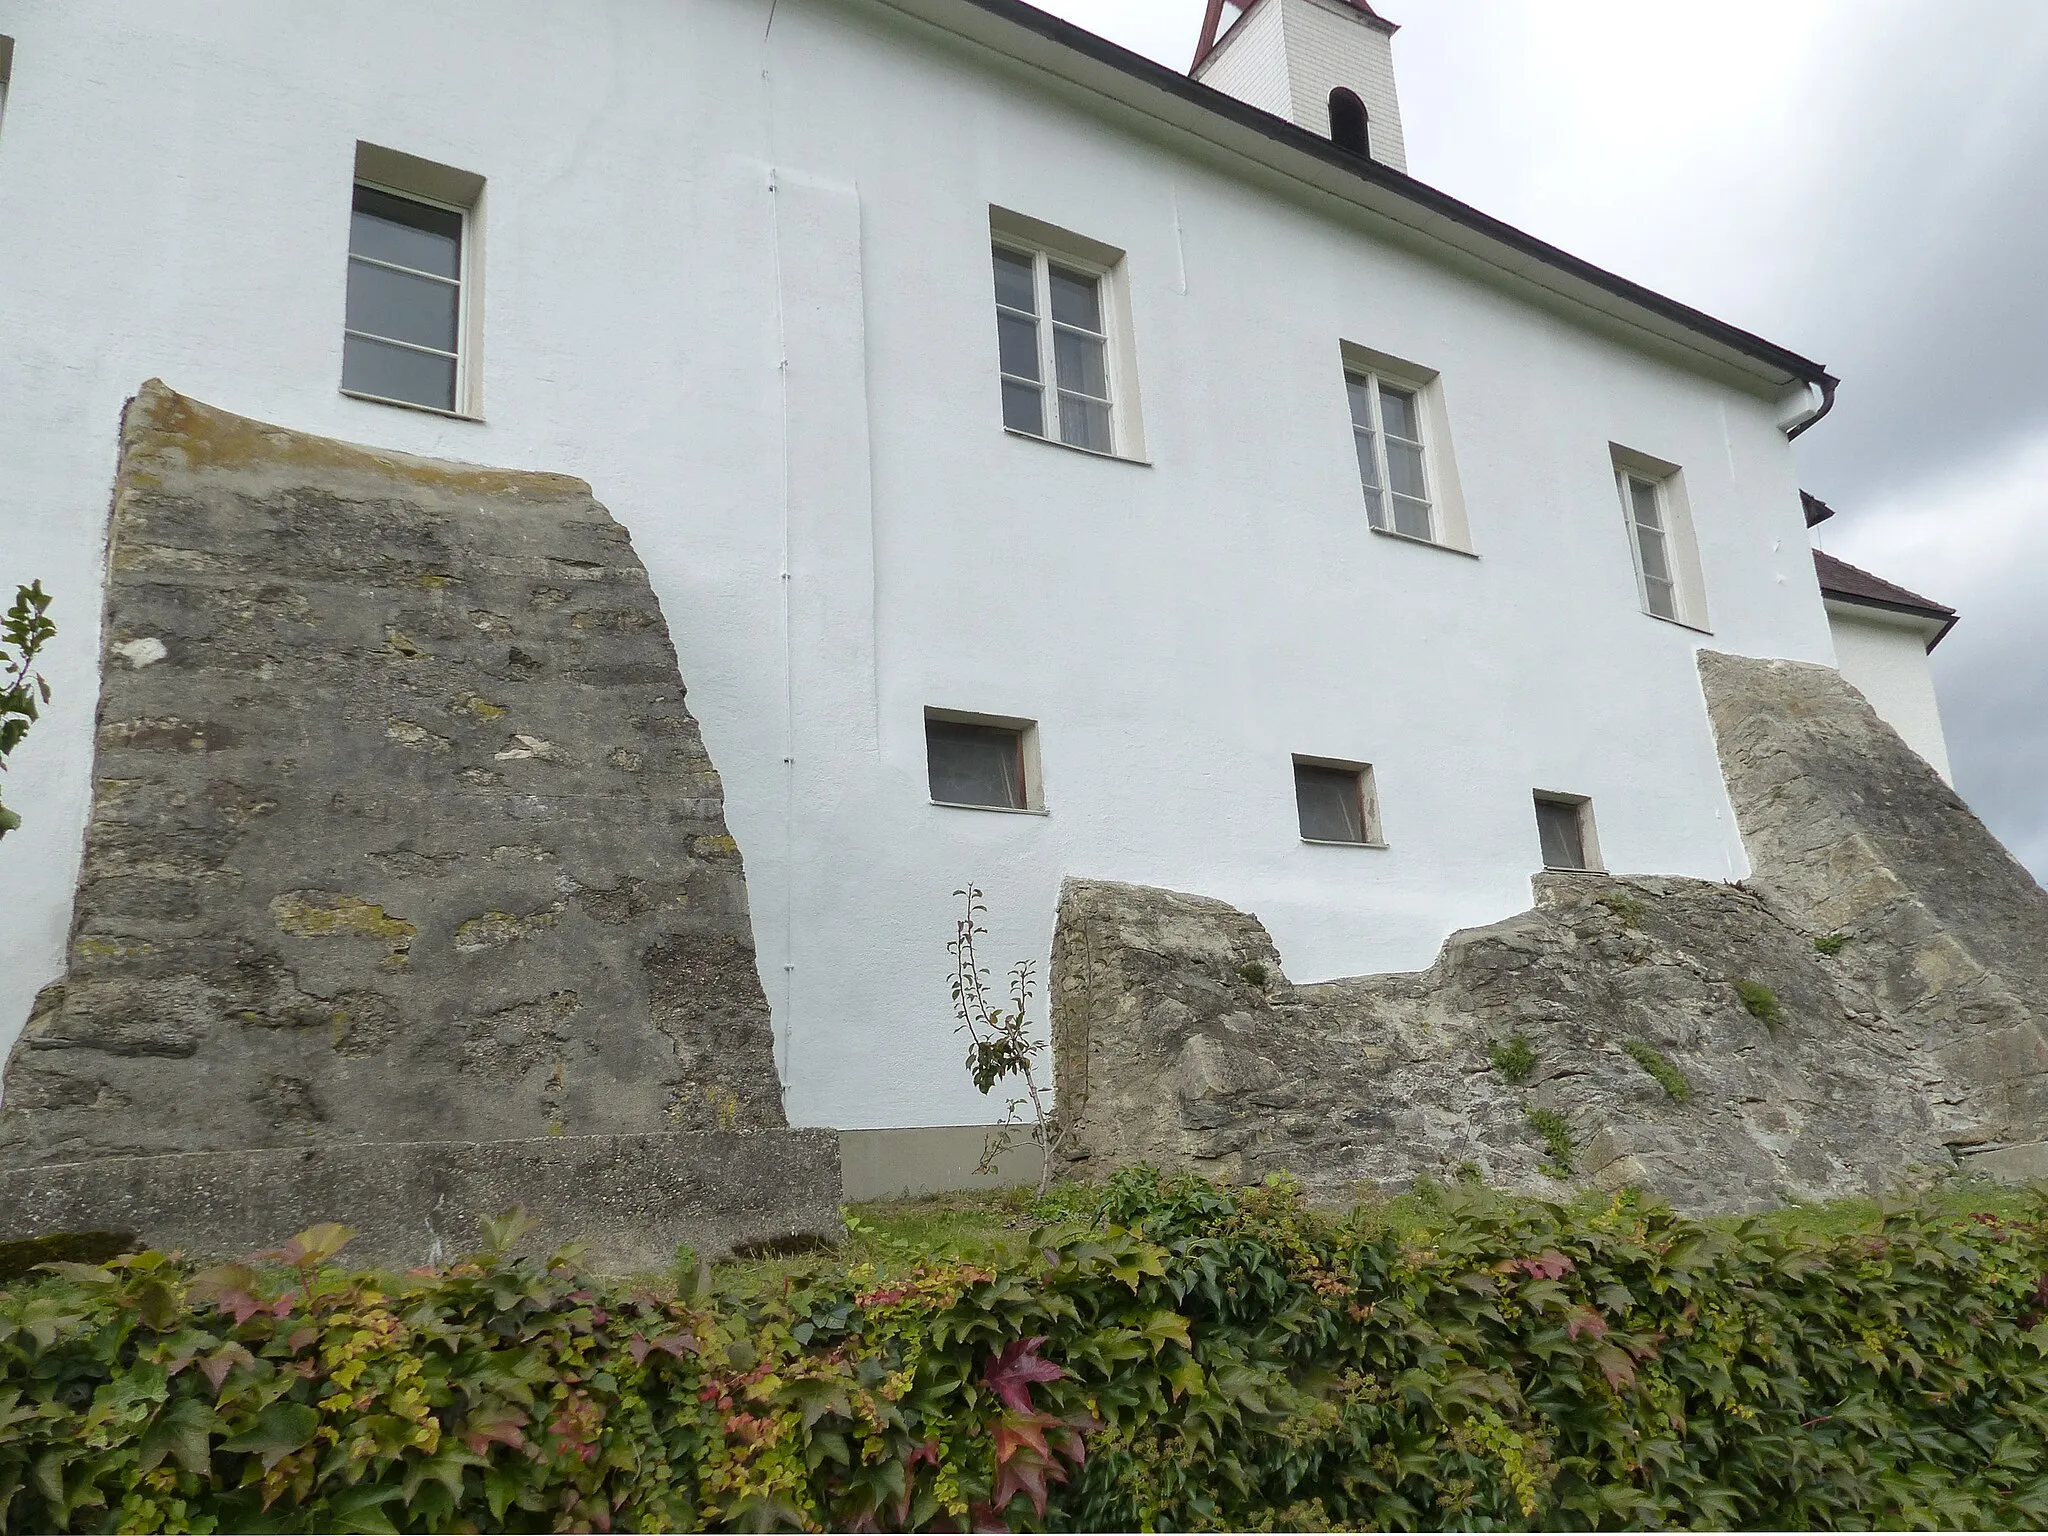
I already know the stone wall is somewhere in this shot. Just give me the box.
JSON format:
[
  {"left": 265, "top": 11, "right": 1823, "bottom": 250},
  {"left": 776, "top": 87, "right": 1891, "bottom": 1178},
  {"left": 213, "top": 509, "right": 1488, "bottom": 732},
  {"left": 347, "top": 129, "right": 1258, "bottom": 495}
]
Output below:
[
  {"left": 1052, "top": 653, "right": 2048, "bottom": 1212},
  {"left": 0, "top": 383, "right": 838, "bottom": 1260}
]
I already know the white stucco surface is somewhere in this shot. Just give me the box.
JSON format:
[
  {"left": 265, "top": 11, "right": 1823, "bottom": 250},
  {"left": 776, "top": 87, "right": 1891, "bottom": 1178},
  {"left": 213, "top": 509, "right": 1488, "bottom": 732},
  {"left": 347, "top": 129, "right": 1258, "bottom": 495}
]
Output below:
[
  {"left": 0, "top": 0, "right": 1840, "bottom": 1130},
  {"left": 1826, "top": 604, "right": 1954, "bottom": 782}
]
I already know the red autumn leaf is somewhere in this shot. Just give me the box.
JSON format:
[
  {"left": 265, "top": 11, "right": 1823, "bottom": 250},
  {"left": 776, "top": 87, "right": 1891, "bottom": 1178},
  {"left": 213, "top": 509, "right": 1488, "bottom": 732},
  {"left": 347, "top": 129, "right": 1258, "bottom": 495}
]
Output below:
[
  {"left": 985, "top": 1336, "right": 1066, "bottom": 1414},
  {"left": 627, "top": 1334, "right": 651, "bottom": 1366},
  {"left": 993, "top": 1412, "right": 1053, "bottom": 1466},
  {"left": 1595, "top": 1343, "right": 1637, "bottom": 1391},
  {"left": 992, "top": 1447, "right": 1069, "bottom": 1519},
  {"left": 461, "top": 1402, "right": 529, "bottom": 1455},
  {"left": 1566, "top": 1305, "right": 1610, "bottom": 1342}
]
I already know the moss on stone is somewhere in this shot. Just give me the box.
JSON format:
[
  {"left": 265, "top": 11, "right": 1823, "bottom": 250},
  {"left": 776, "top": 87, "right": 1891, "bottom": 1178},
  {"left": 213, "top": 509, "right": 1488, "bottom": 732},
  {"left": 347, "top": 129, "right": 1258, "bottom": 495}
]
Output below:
[
  {"left": 1623, "top": 1038, "right": 1692, "bottom": 1102},
  {"left": 1488, "top": 1033, "right": 1536, "bottom": 1084},
  {"left": 1527, "top": 1107, "right": 1575, "bottom": 1177},
  {"left": 1736, "top": 979, "right": 1786, "bottom": 1030}
]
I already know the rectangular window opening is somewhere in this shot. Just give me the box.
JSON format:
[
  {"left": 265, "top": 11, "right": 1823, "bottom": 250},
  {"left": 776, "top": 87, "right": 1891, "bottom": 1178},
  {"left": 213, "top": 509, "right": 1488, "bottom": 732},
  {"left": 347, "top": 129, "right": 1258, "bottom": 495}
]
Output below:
[
  {"left": 1343, "top": 353, "right": 1464, "bottom": 548},
  {"left": 0, "top": 36, "right": 15, "bottom": 138},
  {"left": 1534, "top": 793, "right": 1599, "bottom": 872},
  {"left": 926, "top": 714, "right": 1036, "bottom": 811},
  {"left": 344, "top": 145, "right": 483, "bottom": 416},
  {"left": 1611, "top": 449, "right": 1708, "bottom": 630},
  {"left": 1295, "top": 758, "right": 1382, "bottom": 845},
  {"left": 989, "top": 211, "right": 1141, "bottom": 460}
]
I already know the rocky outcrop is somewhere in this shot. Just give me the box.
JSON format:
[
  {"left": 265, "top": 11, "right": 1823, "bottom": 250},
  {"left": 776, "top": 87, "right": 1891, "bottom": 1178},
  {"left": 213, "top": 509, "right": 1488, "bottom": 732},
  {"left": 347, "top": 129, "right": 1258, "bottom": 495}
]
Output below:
[
  {"left": 0, "top": 383, "right": 837, "bottom": 1261},
  {"left": 1052, "top": 653, "right": 2048, "bottom": 1212}
]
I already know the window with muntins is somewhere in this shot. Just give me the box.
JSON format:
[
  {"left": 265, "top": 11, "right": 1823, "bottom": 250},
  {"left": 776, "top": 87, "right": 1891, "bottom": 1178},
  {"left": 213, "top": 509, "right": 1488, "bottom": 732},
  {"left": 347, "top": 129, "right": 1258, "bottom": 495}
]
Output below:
[
  {"left": 344, "top": 184, "right": 467, "bottom": 412},
  {"left": 1348, "top": 370, "right": 1434, "bottom": 540},
  {"left": 993, "top": 243, "right": 1115, "bottom": 455},
  {"left": 1534, "top": 794, "right": 1596, "bottom": 872},
  {"left": 1619, "top": 470, "right": 1680, "bottom": 621},
  {"left": 927, "top": 718, "right": 1029, "bottom": 810},
  {"left": 1295, "top": 760, "right": 1380, "bottom": 845}
]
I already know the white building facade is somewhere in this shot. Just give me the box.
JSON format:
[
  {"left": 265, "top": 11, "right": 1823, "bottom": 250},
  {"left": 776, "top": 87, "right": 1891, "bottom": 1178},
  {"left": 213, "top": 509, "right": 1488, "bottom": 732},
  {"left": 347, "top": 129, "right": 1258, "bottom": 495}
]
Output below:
[{"left": 0, "top": 0, "right": 1950, "bottom": 1141}]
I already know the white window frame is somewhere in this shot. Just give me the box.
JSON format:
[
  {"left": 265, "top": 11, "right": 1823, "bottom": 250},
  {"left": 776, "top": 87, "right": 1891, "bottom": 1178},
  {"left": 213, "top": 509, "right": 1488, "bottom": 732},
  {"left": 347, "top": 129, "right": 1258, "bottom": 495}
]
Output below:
[
  {"left": 1347, "top": 368, "right": 1435, "bottom": 540},
  {"left": 1610, "top": 447, "right": 1710, "bottom": 631},
  {"left": 344, "top": 180, "right": 472, "bottom": 416},
  {"left": 988, "top": 207, "right": 1146, "bottom": 462},
  {"left": 343, "top": 143, "right": 486, "bottom": 420},
  {"left": 1338, "top": 342, "right": 1474, "bottom": 553}
]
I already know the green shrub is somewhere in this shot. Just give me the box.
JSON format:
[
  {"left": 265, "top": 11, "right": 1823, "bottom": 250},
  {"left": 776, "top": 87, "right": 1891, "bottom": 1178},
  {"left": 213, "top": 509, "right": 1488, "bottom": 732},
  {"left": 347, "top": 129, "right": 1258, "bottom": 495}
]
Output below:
[
  {"left": 1526, "top": 1107, "right": 1576, "bottom": 1176},
  {"left": 1488, "top": 1032, "right": 1536, "bottom": 1084},
  {"left": 1736, "top": 978, "right": 1786, "bottom": 1029},
  {"left": 6, "top": 1174, "right": 2048, "bottom": 1532},
  {"left": 1236, "top": 960, "right": 1269, "bottom": 988},
  {"left": 1814, "top": 932, "right": 1848, "bottom": 956},
  {"left": 1621, "top": 1038, "right": 1692, "bottom": 1102}
]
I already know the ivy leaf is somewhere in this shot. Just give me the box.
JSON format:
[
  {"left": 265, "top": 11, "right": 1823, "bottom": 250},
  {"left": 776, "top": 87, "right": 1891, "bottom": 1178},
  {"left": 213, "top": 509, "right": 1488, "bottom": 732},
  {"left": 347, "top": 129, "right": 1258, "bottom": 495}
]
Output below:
[
  {"left": 985, "top": 1336, "right": 1066, "bottom": 1414},
  {"left": 140, "top": 1396, "right": 220, "bottom": 1475},
  {"left": 1566, "top": 1305, "right": 1610, "bottom": 1342},
  {"left": 221, "top": 1400, "right": 321, "bottom": 1468}
]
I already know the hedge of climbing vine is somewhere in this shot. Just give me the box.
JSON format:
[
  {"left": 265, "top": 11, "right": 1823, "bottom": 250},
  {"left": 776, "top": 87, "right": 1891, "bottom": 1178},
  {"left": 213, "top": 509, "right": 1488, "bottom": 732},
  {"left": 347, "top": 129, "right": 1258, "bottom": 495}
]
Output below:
[{"left": 4, "top": 1172, "right": 2048, "bottom": 1531}]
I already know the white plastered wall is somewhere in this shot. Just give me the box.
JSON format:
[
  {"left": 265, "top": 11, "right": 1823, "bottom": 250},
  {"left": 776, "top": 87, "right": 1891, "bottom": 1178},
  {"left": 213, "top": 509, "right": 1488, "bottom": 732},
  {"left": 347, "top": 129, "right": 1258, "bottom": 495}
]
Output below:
[
  {"left": 0, "top": 0, "right": 1833, "bottom": 1131},
  {"left": 1826, "top": 603, "right": 1954, "bottom": 782},
  {"left": 1192, "top": 0, "right": 1292, "bottom": 121}
]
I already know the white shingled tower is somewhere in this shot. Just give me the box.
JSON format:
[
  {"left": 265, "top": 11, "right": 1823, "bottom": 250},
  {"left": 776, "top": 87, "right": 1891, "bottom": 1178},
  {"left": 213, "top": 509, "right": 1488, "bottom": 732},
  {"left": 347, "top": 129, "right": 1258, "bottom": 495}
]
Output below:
[{"left": 1191, "top": 0, "right": 1408, "bottom": 173}]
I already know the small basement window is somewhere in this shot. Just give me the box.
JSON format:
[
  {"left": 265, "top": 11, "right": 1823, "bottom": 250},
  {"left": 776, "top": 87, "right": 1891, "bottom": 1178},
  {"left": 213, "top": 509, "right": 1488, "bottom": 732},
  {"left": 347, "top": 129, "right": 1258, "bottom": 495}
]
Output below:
[
  {"left": 1295, "top": 758, "right": 1382, "bottom": 845},
  {"left": 926, "top": 713, "right": 1036, "bottom": 811},
  {"left": 1534, "top": 792, "right": 1600, "bottom": 872}
]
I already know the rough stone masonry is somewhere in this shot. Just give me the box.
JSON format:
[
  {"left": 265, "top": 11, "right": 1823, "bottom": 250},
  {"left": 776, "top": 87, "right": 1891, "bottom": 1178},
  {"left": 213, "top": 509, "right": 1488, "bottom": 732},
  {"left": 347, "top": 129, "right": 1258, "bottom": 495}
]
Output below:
[
  {"left": 0, "top": 382, "right": 838, "bottom": 1267},
  {"left": 1052, "top": 652, "right": 2048, "bottom": 1214}
]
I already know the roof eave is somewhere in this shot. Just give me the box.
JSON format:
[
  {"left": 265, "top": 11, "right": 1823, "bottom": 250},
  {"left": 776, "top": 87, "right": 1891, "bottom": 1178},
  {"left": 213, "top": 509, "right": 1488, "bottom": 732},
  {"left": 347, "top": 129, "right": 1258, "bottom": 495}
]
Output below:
[
  {"left": 1822, "top": 593, "right": 1959, "bottom": 653},
  {"left": 864, "top": 0, "right": 1837, "bottom": 401}
]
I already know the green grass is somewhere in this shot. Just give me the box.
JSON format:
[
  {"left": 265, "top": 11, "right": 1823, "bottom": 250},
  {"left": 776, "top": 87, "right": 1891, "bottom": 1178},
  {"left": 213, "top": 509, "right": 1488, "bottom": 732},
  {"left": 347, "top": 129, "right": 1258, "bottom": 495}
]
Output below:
[
  {"left": 1814, "top": 932, "right": 1848, "bottom": 956},
  {"left": 1527, "top": 1107, "right": 1576, "bottom": 1178},
  {"left": 1736, "top": 978, "right": 1786, "bottom": 1030},
  {"left": 1488, "top": 1032, "right": 1537, "bottom": 1084},
  {"left": 1622, "top": 1038, "right": 1693, "bottom": 1102}
]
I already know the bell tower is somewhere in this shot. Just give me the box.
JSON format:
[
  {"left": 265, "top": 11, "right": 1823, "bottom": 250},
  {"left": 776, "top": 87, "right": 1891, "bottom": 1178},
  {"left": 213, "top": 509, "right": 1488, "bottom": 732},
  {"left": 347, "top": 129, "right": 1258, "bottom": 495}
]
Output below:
[{"left": 1192, "top": 0, "right": 1408, "bottom": 174}]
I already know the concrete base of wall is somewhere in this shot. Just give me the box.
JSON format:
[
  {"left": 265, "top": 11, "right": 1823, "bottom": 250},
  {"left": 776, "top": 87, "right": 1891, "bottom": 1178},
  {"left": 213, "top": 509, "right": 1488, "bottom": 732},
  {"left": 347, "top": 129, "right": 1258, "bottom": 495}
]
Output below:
[
  {"left": 0, "top": 1129, "right": 843, "bottom": 1272},
  {"left": 838, "top": 1125, "right": 1046, "bottom": 1201}
]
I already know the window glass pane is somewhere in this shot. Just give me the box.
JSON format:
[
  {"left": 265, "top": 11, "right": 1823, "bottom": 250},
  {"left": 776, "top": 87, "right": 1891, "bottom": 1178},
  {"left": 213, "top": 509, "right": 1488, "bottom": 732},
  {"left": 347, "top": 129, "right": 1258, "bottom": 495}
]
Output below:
[
  {"left": 1047, "top": 264, "right": 1102, "bottom": 331},
  {"left": 346, "top": 258, "right": 458, "bottom": 352},
  {"left": 1054, "top": 328, "right": 1107, "bottom": 398},
  {"left": 342, "top": 334, "right": 457, "bottom": 410},
  {"left": 927, "top": 720, "right": 1024, "bottom": 809},
  {"left": 1001, "top": 379, "right": 1045, "bottom": 436},
  {"left": 1635, "top": 522, "right": 1672, "bottom": 584},
  {"left": 1377, "top": 383, "right": 1419, "bottom": 441},
  {"left": 997, "top": 311, "right": 1041, "bottom": 381},
  {"left": 1628, "top": 476, "right": 1664, "bottom": 531},
  {"left": 1644, "top": 575, "right": 1678, "bottom": 621},
  {"left": 1391, "top": 496, "right": 1433, "bottom": 540},
  {"left": 1386, "top": 439, "right": 1428, "bottom": 500},
  {"left": 1345, "top": 374, "right": 1374, "bottom": 429},
  {"left": 992, "top": 246, "right": 1036, "bottom": 313},
  {"left": 1296, "top": 765, "right": 1366, "bottom": 843},
  {"left": 350, "top": 185, "right": 461, "bottom": 278},
  {"left": 1058, "top": 393, "right": 1113, "bottom": 453},
  {"left": 1535, "top": 799, "right": 1587, "bottom": 871}
]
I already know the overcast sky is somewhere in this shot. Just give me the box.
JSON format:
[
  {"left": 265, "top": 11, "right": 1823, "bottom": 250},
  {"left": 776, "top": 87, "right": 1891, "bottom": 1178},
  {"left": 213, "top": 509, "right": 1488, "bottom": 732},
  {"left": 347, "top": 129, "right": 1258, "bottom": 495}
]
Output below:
[{"left": 1036, "top": 0, "right": 2048, "bottom": 880}]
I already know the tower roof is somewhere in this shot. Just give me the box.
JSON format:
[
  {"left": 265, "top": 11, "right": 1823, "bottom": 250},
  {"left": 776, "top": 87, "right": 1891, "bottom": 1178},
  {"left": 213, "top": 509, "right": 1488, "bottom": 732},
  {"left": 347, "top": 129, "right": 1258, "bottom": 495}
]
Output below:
[{"left": 1193, "top": 0, "right": 1397, "bottom": 74}]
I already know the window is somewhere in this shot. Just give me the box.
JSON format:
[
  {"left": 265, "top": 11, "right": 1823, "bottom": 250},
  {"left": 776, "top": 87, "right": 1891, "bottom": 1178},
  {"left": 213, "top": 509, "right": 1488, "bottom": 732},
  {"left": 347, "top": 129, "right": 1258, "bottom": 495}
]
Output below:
[
  {"left": 1348, "top": 369, "right": 1435, "bottom": 540},
  {"left": 0, "top": 36, "right": 14, "bottom": 138},
  {"left": 1534, "top": 793, "right": 1600, "bottom": 872},
  {"left": 1328, "top": 88, "right": 1370, "bottom": 156},
  {"left": 927, "top": 713, "right": 1039, "bottom": 811},
  {"left": 1611, "top": 449, "right": 1709, "bottom": 629},
  {"left": 342, "top": 145, "right": 484, "bottom": 415},
  {"left": 345, "top": 185, "right": 467, "bottom": 411},
  {"left": 993, "top": 243, "right": 1118, "bottom": 453},
  {"left": 1294, "top": 758, "right": 1382, "bottom": 845}
]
